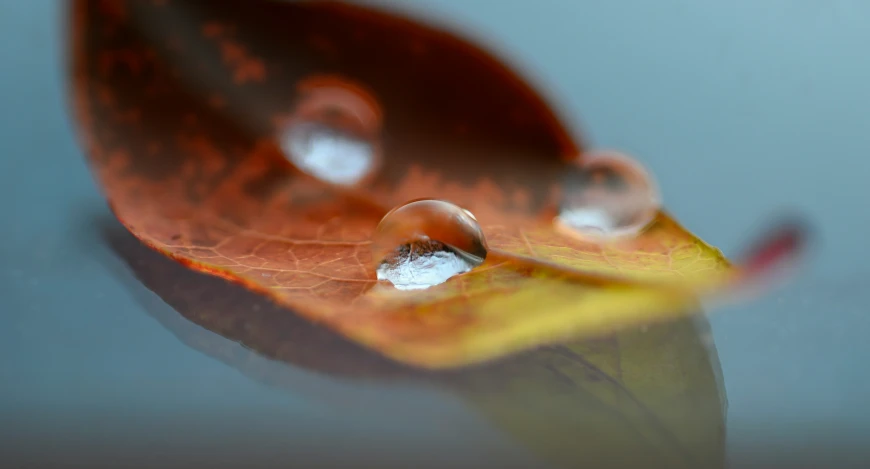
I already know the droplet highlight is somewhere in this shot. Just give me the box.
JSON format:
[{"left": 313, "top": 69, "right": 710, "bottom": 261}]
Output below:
[
  {"left": 372, "top": 199, "right": 488, "bottom": 291},
  {"left": 279, "top": 76, "right": 383, "bottom": 186},
  {"left": 555, "top": 151, "right": 661, "bottom": 240}
]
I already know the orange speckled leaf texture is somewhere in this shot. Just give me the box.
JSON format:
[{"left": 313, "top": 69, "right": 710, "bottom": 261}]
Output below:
[{"left": 69, "top": 0, "right": 731, "bottom": 368}]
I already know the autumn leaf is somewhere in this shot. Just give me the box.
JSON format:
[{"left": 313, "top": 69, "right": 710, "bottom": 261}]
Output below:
[
  {"left": 67, "top": 0, "right": 773, "bottom": 368},
  {"left": 102, "top": 223, "right": 726, "bottom": 469}
]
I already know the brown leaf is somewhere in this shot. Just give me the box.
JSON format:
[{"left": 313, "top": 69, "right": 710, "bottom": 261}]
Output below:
[
  {"left": 68, "top": 0, "right": 731, "bottom": 368},
  {"left": 102, "top": 221, "right": 726, "bottom": 469}
]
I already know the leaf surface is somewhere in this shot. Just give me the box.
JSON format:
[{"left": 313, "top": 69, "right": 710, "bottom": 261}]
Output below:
[{"left": 69, "top": 0, "right": 731, "bottom": 368}]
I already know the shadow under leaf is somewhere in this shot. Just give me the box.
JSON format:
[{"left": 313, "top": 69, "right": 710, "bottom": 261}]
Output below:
[{"left": 98, "top": 217, "right": 726, "bottom": 469}]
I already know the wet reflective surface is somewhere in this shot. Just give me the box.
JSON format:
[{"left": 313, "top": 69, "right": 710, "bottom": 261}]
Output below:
[
  {"left": 556, "top": 151, "right": 660, "bottom": 241},
  {"left": 2, "top": 1, "right": 870, "bottom": 468},
  {"left": 373, "top": 199, "right": 487, "bottom": 290},
  {"left": 375, "top": 238, "right": 480, "bottom": 290},
  {"left": 279, "top": 76, "right": 383, "bottom": 186},
  {"left": 281, "top": 122, "right": 379, "bottom": 185}
]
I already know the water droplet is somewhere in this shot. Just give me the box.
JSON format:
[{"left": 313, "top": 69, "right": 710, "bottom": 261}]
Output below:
[
  {"left": 279, "top": 76, "right": 382, "bottom": 186},
  {"left": 555, "top": 151, "right": 661, "bottom": 240},
  {"left": 371, "top": 199, "right": 488, "bottom": 290}
]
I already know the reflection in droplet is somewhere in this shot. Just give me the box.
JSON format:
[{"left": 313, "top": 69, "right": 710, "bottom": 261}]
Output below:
[
  {"left": 279, "top": 76, "right": 382, "bottom": 186},
  {"left": 555, "top": 151, "right": 661, "bottom": 241},
  {"left": 372, "top": 199, "right": 488, "bottom": 290},
  {"left": 282, "top": 122, "right": 375, "bottom": 185},
  {"left": 376, "top": 239, "right": 481, "bottom": 291}
]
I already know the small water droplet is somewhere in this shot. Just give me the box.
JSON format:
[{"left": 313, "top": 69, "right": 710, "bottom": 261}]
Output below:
[
  {"left": 555, "top": 151, "right": 660, "bottom": 241},
  {"left": 372, "top": 199, "right": 488, "bottom": 291},
  {"left": 279, "top": 76, "right": 382, "bottom": 186}
]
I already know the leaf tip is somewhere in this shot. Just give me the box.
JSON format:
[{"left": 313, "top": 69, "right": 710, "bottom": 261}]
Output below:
[{"left": 738, "top": 215, "right": 812, "bottom": 279}]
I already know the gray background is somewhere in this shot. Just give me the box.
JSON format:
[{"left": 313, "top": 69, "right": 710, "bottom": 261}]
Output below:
[{"left": 1, "top": 0, "right": 868, "bottom": 468}]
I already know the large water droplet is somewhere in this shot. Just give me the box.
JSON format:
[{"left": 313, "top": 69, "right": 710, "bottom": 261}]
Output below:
[
  {"left": 555, "top": 151, "right": 661, "bottom": 240},
  {"left": 279, "top": 76, "right": 382, "bottom": 186},
  {"left": 372, "top": 199, "right": 488, "bottom": 290}
]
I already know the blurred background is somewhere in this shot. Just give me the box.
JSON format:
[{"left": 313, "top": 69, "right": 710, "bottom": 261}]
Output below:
[{"left": 1, "top": 1, "right": 868, "bottom": 468}]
